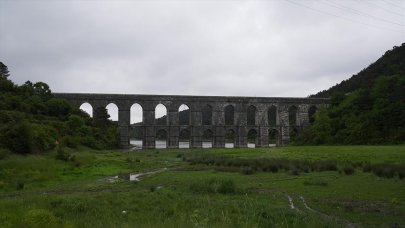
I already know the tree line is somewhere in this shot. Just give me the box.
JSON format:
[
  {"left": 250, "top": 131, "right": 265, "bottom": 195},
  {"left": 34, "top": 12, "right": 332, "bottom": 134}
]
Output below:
[
  {"left": 0, "top": 62, "right": 119, "bottom": 155},
  {"left": 295, "top": 44, "right": 405, "bottom": 145}
]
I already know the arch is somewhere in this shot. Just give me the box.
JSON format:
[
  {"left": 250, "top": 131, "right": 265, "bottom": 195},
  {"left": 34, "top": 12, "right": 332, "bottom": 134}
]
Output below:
[
  {"left": 106, "top": 103, "right": 118, "bottom": 121},
  {"left": 224, "top": 105, "right": 234, "bottom": 125},
  {"left": 155, "top": 104, "right": 167, "bottom": 125},
  {"left": 178, "top": 104, "right": 190, "bottom": 125},
  {"left": 268, "top": 105, "right": 277, "bottom": 126},
  {"left": 79, "top": 102, "right": 93, "bottom": 117},
  {"left": 247, "top": 129, "right": 257, "bottom": 148},
  {"left": 288, "top": 105, "right": 298, "bottom": 126},
  {"left": 202, "top": 104, "right": 213, "bottom": 125},
  {"left": 130, "top": 103, "right": 143, "bottom": 149},
  {"left": 247, "top": 105, "right": 256, "bottom": 126},
  {"left": 225, "top": 129, "right": 236, "bottom": 148},
  {"left": 179, "top": 128, "right": 191, "bottom": 148},
  {"left": 155, "top": 129, "right": 167, "bottom": 149},
  {"left": 308, "top": 105, "right": 317, "bottom": 124},
  {"left": 268, "top": 128, "right": 279, "bottom": 147},
  {"left": 130, "top": 103, "right": 143, "bottom": 124},
  {"left": 202, "top": 129, "right": 213, "bottom": 148}
]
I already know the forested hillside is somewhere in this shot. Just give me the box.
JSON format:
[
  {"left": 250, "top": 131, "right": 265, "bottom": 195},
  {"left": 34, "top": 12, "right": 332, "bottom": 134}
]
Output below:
[
  {"left": 0, "top": 62, "right": 119, "bottom": 155},
  {"left": 297, "top": 44, "right": 405, "bottom": 145},
  {"left": 312, "top": 43, "right": 405, "bottom": 98}
]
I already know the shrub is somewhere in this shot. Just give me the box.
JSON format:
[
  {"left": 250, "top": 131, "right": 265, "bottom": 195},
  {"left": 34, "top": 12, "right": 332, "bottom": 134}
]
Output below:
[
  {"left": 0, "top": 121, "right": 31, "bottom": 153},
  {"left": 55, "top": 146, "right": 75, "bottom": 162},
  {"left": 29, "top": 123, "right": 57, "bottom": 153},
  {"left": 67, "top": 114, "right": 85, "bottom": 130},
  {"left": 268, "top": 164, "right": 279, "bottom": 173},
  {"left": 16, "top": 181, "right": 24, "bottom": 190},
  {"left": 240, "top": 166, "right": 254, "bottom": 175},
  {"left": 342, "top": 165, "right": 355, "bottom": 175},
  {"left": 217, "top": 179, "right": 236, "bottom": 194},
  {"left": 371, "top": 164, "right": 396, "bottom": 178},
  {"left": 61, "top": 135, "right": 79, "bottom": 148},
  {"left": 289, "top": 169, "right": 300, "bottom": 176}
]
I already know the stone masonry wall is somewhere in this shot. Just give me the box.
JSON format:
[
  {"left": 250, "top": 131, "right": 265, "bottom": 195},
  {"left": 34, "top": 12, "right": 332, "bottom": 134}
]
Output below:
[{"left": 54, "top": 93, "right": 330, "bottom": 149}]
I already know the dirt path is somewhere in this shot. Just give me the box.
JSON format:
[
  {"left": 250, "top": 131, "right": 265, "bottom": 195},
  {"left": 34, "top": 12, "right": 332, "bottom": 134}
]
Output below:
[{"left": 284, "top": 194, "right": 356, "bottom": 228}]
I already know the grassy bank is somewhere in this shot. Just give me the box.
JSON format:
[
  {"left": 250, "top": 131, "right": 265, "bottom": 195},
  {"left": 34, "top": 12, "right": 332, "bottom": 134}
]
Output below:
[{"left": 0, "top": 146, "right": 404, "bottom": 227}]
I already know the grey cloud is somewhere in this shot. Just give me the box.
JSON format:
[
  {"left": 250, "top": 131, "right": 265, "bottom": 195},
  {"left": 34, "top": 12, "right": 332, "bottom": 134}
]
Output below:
[{"left": 1, "top": 0, "right": 404, "bottom": 98}]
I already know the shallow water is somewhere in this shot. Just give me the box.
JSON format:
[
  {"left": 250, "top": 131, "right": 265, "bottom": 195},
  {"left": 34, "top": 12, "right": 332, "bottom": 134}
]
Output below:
[{"left": 130, "top": 140, "right": 273, "bottom": 149}]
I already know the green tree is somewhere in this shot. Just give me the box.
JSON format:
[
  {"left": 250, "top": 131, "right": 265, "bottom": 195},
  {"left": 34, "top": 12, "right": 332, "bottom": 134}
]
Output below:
[
  {"left": 93, "top": 107, "right": 111, "bottom": 128},
  {"left": 0, "top": 62, "right": 10, "bottom": 79},
  {"left": 33, "top": 82, "right": 52, "bottom": 101}
]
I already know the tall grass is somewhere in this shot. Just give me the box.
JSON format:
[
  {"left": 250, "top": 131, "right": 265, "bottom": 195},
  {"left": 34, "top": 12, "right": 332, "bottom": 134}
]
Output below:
[
  {"left": 185, "top": 154, "right": 405, "bottom": 179},
  {"left": 185, "top": 155, "right": 338, "bottom": 175}
]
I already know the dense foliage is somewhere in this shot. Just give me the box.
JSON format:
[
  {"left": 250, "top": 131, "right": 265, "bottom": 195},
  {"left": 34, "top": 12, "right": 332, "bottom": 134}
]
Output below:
[
  {"left": 297, "top": 44, "right": 405, "bottom": 144},
  {"left": 0, "top": 62, "right": 119, "bottom": 154}
]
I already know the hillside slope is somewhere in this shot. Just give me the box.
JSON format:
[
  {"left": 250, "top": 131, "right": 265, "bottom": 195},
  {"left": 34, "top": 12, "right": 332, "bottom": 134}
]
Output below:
[
  {"left": 297, "top": 44, "right": 405, "bottom": 145},
  {"left": 312, "top": 43, "right": 405, "bottom": 98},
  {"left": 0, "top": 62, "right": 119, "bottom": 155}
]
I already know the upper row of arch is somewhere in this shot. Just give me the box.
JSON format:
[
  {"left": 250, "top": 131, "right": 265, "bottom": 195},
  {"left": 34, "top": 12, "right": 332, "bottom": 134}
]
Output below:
[
  {"left": 79, "top": 102, "right": 318, "bottom": 125},
  {"left": 79, "top": 101, "right": 318, "bottom": 112}
]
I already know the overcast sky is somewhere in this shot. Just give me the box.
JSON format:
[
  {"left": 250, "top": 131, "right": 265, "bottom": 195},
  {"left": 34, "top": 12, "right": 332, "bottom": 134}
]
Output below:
[{"left": 1, "top": 0, "right": 404, "bottom": 100}]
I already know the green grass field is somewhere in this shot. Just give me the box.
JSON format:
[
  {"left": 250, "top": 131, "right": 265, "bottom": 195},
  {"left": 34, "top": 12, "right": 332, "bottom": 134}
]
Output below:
[{"left": 0, "top": 146, "right": 404, "bottom": 227}]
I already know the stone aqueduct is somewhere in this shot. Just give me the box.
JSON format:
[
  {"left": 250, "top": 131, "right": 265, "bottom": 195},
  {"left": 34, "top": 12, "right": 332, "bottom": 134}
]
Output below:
[{"left": 54, "top": 93, "right": 329, "bottom": 149}]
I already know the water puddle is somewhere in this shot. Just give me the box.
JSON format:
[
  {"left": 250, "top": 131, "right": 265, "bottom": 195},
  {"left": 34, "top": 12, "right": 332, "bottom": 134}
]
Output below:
[
  {"left": 98, "top": 176, "right": 119, "bottom": 183},
  {"left": 129, "top": 168, "right": 168, "bottom": 181},
  {"left": 99, "top": 168, "right": 168, "bottom": 183},
  {"left": 287, "top": 195, "right": 295, "bottom": 209}
]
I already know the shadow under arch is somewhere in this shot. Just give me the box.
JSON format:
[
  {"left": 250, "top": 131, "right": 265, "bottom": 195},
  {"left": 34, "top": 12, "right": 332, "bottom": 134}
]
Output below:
[
  {"left": 225, "top": 129, "right": 236, "bottom": 148},
  {"left": 130, "top": 103, "right": 144, "bottom": 149},
  {"left": 268, "top": 128, "right": 280, "bottom": 147},
  {"left": 155, "top": 128, "right": 167, "bottom": 149},
  {"left": 202, "top": 129, "right": 213, "bottom": 148},
  {"left": 178, "top": 104, "right": 190, "bottom": 125},
  {"left": 202, "top": 104, "right": 213, "bottom": 125},
  {"left": 247, "top": 129, "right": 258, "bottom": 148},
  {"left": 268, "top": 105, "right": 277, "bottom": 126},
  {"left": 179, "top": 128, "right": 191, "bottom": 148},
  {"left": 247, "top": 105, "right": 256, "bottom": 126},
  {"left": 224, "top": 105, "right": 235, "bottom": 125}
]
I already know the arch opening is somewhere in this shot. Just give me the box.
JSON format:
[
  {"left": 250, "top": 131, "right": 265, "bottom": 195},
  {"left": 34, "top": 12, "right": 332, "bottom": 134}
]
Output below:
[
  {"left": 155, "top": 104, "right": 167, "bottom": 125},
  {"left": 268, "top": 105, "right": 277, "bottom": 126},
  {"left": 130, "top": 103, "right": 143, "bottom": 149},
  {"left": 178, "top": 104, "right": 190, "bottom": 125},
  {"left": 202, "top": 105, "right": 213, "bottom": 125},
  {"left": 225, "top": 129, "right": 236, "bottom": 148},
  {"left": 155, "top": 129, "right": 167, "bottom": 149},
  {"left": 79, "top": 102, "right": 93, "bottom": 117},
  {"left": 247, "top": 105, "right": 256, "bottom": 126},
  {"left": 179, "top": 129, "right": 191, "bottom": 148},
  {"left": 247, "top": 129, "right": 257, "bottom": 148},
  {"left": 308, "top": 106, "right": 317, "bottom": 124},
  {"left": 288, "top": 106, "right": 298, "bottom": 126},
  {"left": 224, "top": 105, "right": 234, "bottom": 125},
  {"left": 202, "top": 129, "right": 213, "bottom": 148},
  {"left": 268, "top": 129, "right": 279, "bottom": 147},
  {"left": 106, "top": 103, "right": 118, "bottom": 121},
  {"left": 131, "top": 103, "right": 143, "bottom": 124}
]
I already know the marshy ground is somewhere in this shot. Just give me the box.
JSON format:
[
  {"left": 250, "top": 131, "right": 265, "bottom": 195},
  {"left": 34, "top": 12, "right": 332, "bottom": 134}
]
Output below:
[{"left": 0, "top": 145, "right": 404, "bottom": 227}]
